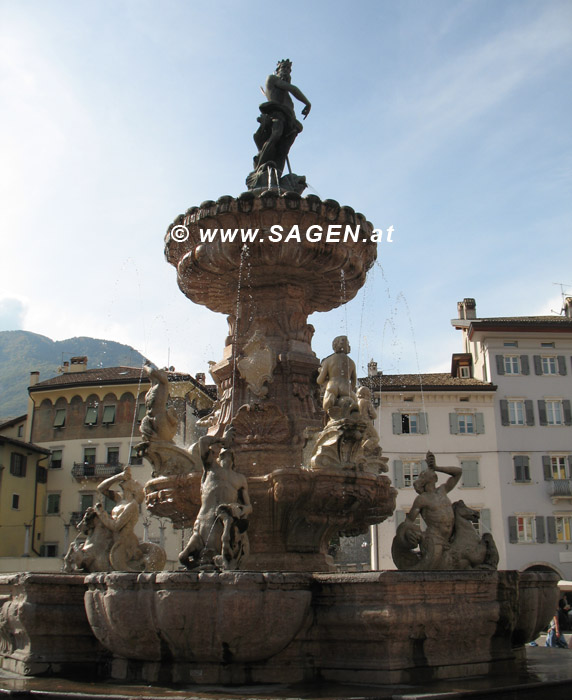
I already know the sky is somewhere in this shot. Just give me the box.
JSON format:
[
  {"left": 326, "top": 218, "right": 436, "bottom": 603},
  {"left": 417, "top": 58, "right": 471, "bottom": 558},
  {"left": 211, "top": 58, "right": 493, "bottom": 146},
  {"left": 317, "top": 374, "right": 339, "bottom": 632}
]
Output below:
[{"left": 1, "top": 0, "right": 571, "bottom": 380}]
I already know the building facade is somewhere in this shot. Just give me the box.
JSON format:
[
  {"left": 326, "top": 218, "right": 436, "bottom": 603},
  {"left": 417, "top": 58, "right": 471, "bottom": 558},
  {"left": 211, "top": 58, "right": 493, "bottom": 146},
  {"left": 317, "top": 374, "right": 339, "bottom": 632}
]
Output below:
[
  {"left": 24, "top": 357, "right": 214, "bottom": 566},
  {"left": 0, "top": 415, "right": 51, "bottom": 558}
]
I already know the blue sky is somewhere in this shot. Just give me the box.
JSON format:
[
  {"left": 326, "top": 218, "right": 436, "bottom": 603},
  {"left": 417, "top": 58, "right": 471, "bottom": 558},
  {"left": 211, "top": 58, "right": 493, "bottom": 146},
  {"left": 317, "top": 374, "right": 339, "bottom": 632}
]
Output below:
[{"left": 1, "top": 0, "right": 570, "bottom": 378}]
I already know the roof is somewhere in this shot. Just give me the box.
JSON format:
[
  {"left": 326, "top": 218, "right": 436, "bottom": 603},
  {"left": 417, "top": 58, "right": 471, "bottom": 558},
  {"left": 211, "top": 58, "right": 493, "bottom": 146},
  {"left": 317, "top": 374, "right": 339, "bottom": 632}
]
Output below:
[
  {"left": 0, "top": 435, "right": 51, "bottom": 455},
  {"left": 0, "top": 414, "right": 27, "bottom": 431},
  {"left": 360, "top": 373, "right": 496, "bottom": 392},
  {"left": 452, "top": 315, "right": 572, "bottom": 337},
  {"left": 29, "top": 366, "right": 212, "bottom": 398}
]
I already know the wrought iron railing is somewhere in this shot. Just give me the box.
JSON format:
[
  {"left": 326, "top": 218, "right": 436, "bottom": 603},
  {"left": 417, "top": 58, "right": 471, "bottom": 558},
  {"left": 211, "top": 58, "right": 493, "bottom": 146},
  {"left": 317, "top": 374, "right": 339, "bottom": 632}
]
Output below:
[
  {"left": 548, "top": 479, "right": 572, "bottom": 498},
  {"left": 71, "top": 463, "right": 123, "bottom": 479}
]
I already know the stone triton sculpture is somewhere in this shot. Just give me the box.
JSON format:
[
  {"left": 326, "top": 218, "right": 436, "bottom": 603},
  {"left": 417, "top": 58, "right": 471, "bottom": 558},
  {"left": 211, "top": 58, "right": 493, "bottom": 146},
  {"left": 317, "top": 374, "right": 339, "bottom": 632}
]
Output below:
[
  {"left": 63, "top": 467, "right": 166, "bottom": 573},
  {"left": 246, "top": 59, "right": 311, "bottom": 193},
  {"left": 391, "top": 452, "right": 499, "bottom": 570}
]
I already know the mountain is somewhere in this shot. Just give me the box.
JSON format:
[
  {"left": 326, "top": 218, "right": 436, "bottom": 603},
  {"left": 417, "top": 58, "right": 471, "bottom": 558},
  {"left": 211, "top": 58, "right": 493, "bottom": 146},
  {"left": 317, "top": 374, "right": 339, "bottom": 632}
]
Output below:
[{"left": 0, "top": 331, "right": 149, "bottom": 419}]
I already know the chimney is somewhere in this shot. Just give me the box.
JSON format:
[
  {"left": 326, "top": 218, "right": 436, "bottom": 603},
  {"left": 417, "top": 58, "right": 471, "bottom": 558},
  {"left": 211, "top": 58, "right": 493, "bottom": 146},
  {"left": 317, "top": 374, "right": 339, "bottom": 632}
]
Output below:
[
  {"left": 29, "top": 370, "right": 40, "bottom": 386},
  {"left": 68, "top": 356, "right": 88, "bottom": 373},
  {"left": 564, "top": 297, "right": 572, "bottom": 319},
  {"left": 368, "top": 360, "right": 378, "bottom": 377},
  {"left": 195, "top": 372, "right": 206, "bottom": 384},
  {"left": 457, "top": 298, "right": 477, "bottom": 320}
]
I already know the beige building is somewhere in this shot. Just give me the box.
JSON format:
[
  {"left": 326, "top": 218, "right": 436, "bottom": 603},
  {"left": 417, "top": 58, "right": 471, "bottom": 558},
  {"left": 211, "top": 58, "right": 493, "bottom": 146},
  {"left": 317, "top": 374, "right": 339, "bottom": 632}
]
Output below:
[
  {"left": 23, "top": 356, "right": 214, "bottom": 568},
  {"left": 0, "top": 415, "right": 51, "bottom": 559}
]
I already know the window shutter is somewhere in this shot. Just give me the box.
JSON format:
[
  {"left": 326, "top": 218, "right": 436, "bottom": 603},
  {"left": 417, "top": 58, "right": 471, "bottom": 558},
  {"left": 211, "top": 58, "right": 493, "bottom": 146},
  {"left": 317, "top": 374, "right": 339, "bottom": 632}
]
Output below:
[
  {"left": 542, "top": 456, "right": 552, "bottom": 481},
  {"left": 461, "top": 460, "right": 479, "bottom": 487},
  {"left": 520, "top": 355, "right": 530, "bottom": 375},
  {"left": 418, "top": 412, "right": 428, "bottom": 434},
  {"left": 480, "top": 508, "right": 491, "bottom": 534},
  {"left": 567, "top": 455, "right": 572, "bottom": 478},
  {"left": 514, "top": 455, "right": 524, "bottom": 481},
  {"left": 449, "top": 413, "right": 459, "bottom": 434},
  {"left": 496, "top": 355, "right": 505, "bottom": 375},
  {"left": 508, "top": 516, "right": 518, "bottom": 543},
  {"left": 563, "top": 399, "right": 572, "bottom": 426},
  {"left": 558, "top": 356, "right": 567, "bottom": 375},
  {"left": 547, "top": 516, "right": 557, "bottom": 544},
  {"left": 533, "top": 355, "right": 542, "bottom": 375},
  {"left": 393, "top": 460, "right": 404, "bottom": 488},
  {"left": 395, "top": 510, "right": 406, "bottom": 527},
  {"left": 525, "top": 400, "right": 535, "bottom": 426},
  {"left": 475, "top": 413, "right": 485, "bottom": 434},
  {"left": 392, "top": 413, "right": 402, "bottom": 435},
  {"left": 500, "top": 400, "right": 509, "bottom": 426},
  {"left": 538, "top": 400, "right": 547, "bottom": 426},
  {"left": 536, "top": 516, "right": 546, "bottom": 543}
]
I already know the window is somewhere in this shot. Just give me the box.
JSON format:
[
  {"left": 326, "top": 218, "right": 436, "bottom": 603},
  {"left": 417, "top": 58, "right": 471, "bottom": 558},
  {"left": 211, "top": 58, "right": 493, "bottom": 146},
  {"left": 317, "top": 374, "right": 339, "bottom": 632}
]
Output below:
[
  {"left": 392, "top": 412, "right": 428, "bottom": 435},
  {"left": 504, "top": 341, "right": 518, "bottom": 347},
  {"left": 107, "top": 447, "right": 119, "bottom": 466},
  {"left": 541, "top": 342, "right": 555, "bottom": 349},
  {"left": 137, "top": 403, "right": 146, "bottom": 422},
  {"left": 516, "top": 515, "right": 535, "bottom": 543},
  {"left": 40, "top": 543, "right": 58, "bottom": 557},
  {"left": 83, "top": 447, "right": 96, "bottom": 465},
  {"left": 539, "top": 399, "right": 571, "bottom": 426},
  {"left": 458, "top": 414, "right": 474, "bottom": 434},
  {"left": 80, "top": 493, "right": 94, "bottom": 512},
  {"left": 11, "top": 494, "right": 20, "bottom": 509},
  {"left": 551, "top": 456, "right": 568, "bottom": 479},
  {"left": 46, "top": 493, "right": 60, "bottom": 515},
  {"left": 403, "top": 460, "right": 422, "bottom": 488},
  {"left": 17, "top": 425, "right": 23, "bottom": 437},
  {"left": 556, "top": 516, "right": 572, "bottom": 542},
  {"left": 458, "top": 366, "right": 471, "bottom": 378},
  {"left": 53, "top": 409, "right": 66, "bottom": 428},
  {"left": 542, "top": 357, "right": 557, "bottom": 375},
  {"left": 513, "top": 455, "right": 530, "bottom": 482},
  {"left": 50, "top": 449, "right": 62, "bottom": 469},
  {"left": 9, "top": 453, "right": 27, "bottom": 477},
  {"left": 102, "top": 405, "right": 116, "bottom": 425},
  {"left": 504, "top": 356, "right": 520, "bottom": 375},
  {"left": 130, "top": 446, "right": 143, "bottom": 466},
  {"left": 36, "top": 466, "right": 47, "bottom": 483},
  {"left": 534, "top": 355, "right": 567, "bottom": 376},
  {"left": 84, "top": 406, "right": 98, "bottom": 425},
  {"left": 546, "top": 400, "right": 563, "bottom": 425},
  {"left": 508, "top": 400, "right": 525, "bottom": 425}
]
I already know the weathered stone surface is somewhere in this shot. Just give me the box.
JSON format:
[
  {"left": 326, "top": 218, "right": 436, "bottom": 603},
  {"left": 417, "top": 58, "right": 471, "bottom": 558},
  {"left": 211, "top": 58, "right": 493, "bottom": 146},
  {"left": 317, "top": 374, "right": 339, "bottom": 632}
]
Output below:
[
  {"left": 82, "top": 569, "right": 559, "bottom": 685},
  {"left": 0, "top": 573, "right": 106, "bottom": 676}
]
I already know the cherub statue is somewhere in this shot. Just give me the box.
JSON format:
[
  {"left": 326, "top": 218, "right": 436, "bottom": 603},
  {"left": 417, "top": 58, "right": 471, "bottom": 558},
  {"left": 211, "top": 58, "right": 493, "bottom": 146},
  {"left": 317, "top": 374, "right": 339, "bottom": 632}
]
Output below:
[
  {"left": 316, "top": 335, "right": 358, "bottom": 417},
  {"left": 140, "top": 362, "right": 178, "bottom": 442}
]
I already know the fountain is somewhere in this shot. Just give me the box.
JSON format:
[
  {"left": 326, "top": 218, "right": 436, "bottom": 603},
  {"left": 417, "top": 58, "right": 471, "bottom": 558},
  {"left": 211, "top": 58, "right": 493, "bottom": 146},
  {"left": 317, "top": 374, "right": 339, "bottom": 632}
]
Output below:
[{"left": 0, "top": 59, "right": 560, "bottom": 691}]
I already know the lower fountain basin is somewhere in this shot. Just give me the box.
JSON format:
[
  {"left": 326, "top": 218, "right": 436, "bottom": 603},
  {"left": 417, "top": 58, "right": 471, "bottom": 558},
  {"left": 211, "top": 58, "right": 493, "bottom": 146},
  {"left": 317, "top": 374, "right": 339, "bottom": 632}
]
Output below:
[{"left": 83, "top": 569, "right": 559, "bottom": 685}]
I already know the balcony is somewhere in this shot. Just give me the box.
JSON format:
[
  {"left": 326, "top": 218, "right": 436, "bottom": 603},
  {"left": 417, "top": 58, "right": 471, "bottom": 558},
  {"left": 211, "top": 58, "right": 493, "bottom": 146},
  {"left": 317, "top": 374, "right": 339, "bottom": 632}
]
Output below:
[
  {"left": 547, "top": 479, "right": 572, "bottom": 503},
  {"left": 72, "top": 463, "right": 123, "bottom": 480}
]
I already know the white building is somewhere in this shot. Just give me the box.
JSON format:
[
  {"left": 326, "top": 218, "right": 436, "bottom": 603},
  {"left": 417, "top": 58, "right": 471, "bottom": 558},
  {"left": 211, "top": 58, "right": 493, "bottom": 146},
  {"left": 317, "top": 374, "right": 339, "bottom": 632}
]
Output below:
[
  {"left": 364, "top": 365, "right": 503, "bottom": 570},
  {"left": 452, "top": 297, "right": 572, "bottom": 578}
]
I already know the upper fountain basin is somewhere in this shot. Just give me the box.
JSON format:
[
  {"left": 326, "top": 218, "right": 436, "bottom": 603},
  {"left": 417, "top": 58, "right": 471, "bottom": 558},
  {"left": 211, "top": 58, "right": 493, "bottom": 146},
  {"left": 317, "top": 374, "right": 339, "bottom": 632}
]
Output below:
[{"left": 165, "top": 192, "right": 377, "bottom": 315}]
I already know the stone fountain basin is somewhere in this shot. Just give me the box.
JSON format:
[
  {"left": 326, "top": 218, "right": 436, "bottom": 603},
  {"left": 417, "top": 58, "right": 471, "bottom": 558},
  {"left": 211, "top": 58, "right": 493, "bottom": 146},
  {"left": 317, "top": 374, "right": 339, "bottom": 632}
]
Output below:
[{"left": 85, "top": 571, "right": 312, "bottom": 665}]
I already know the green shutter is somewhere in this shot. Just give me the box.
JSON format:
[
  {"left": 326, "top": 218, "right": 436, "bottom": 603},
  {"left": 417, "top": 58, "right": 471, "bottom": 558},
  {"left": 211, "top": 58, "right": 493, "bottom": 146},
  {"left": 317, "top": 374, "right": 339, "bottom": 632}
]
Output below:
[
  {"left": 102, "top": 405, "right": 116, "bottom": 424},
  {"left": 475, "top": 413, "right": 485, "bottom": 434},
  {"left": 542, "top": 456, "right": 552, "bottom": 480},
  {"left": 563, "top": 400, "right": 572, "bottom": 426},
  {"left": 449, "top": 413, "right": 459, "bottom": 434},
  {"left": 538, "top": 400, "right": 547, "bottom": 426},
  {"left": 392, "top": 413, "right": 402, "bottom": 435},
  {"left": 558, "top": 356, "right": 567, "bottom": 375},
  {"left": 496, "top": 355, "right": 505, "bottom": 375},
  {"left": 547, "top": 517, "right": 557, "bottom": 544},
  {"left": 508, "top": 516, "right": 518, "bottom": 543},
  {"left": 533, "top": 355, "right": 542, "bottom": 375},
  {"left": 520, "top": 355, "right": 530, "bottom": 375},
  {"left": 461, "top": 460, "right": 479, "bottom": 487},
  {"left": 480, "top": 509, "right": 491, "bottom": 534},
  {"left": 393, "top": 460, "right": 404, "bottom": 488},
  {"left": 536, "top": 516, "right": 546, "bottom": 543},
  {"left": 525, "top": 400, "right": 535, "bottom": 426},
  {"left": 500, "top": 400, "right": 509, "bottom": 426}
]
